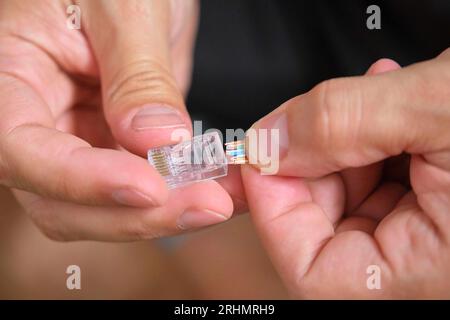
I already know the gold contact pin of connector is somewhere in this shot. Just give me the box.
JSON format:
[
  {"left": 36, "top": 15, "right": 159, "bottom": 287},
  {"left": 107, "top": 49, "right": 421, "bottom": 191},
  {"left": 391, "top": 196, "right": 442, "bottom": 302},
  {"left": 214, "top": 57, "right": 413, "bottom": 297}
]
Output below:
[{"left": 151, "top": 152, "right": 170, "bottom": 176}]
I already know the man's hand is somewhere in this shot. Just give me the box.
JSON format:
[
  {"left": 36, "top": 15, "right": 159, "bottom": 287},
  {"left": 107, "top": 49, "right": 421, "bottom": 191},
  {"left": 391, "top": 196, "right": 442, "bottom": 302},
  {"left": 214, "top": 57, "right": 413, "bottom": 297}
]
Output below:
[
  {"left": 242, "top": 52, "right": 450, "bottom": 298},
  {"left": 0, "top": 0, "right": 235, "bottom": 241}
]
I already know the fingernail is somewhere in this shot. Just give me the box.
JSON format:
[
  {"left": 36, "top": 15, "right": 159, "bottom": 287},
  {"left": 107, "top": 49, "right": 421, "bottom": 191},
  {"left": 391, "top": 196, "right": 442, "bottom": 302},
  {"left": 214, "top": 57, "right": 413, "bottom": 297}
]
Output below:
[
  {"left": 177, "top": 209, "right": 229, "bottom": 230},
  {"left": 112, "top": 188, "right": 156, "bottom": 207},
  {"left": 251, "top": 111, "right": 289, "bottom": 160},
  {"left": 131, "top": 105, "right": 186, "bottom": 131}
]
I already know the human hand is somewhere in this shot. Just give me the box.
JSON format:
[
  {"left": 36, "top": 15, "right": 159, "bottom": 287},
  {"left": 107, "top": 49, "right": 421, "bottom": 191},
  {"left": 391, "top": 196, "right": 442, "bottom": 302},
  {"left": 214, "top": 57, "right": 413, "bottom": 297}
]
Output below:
[
  {"left": 242, "top": 52, "right": 450, "bottom": 298},
  {"left": 0, "top": 0, "right": 235, "bottom": 241}
]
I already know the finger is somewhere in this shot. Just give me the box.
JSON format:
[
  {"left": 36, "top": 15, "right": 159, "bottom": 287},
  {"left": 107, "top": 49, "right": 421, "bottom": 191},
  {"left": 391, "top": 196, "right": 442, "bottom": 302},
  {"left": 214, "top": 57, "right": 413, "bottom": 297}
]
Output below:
[
  {"left": 241, "top": 165, "right": 334, "bottom": 290},
  {"left": 169, "top": 0, "right": 199, "bottom": 96},
  {"left": 365, "top": 58, "right": 401, "bottom": 75},
  {"left": 340, "top": 163, "right": 383, "bottom": 212},
  {"left": 0, "top": 73, "right": 167, "bottom": 207},
  {"left": 55, "top": 104, "right": 116, "bottom": 149},
  {"left": 217, "top": 165, "right": 248, "bottom": 214},
  {"left": 305, "top": 173, "right": 345, "bottom": 226},
  {"left": 80, "top": 0, "right": 195, "bottom": 156},
  {"left": 0, "top": 0, "right": 98, "bottom": 78},
  {"left": 242, "top": 165, "right": 392, "bottom": 297},
  {"left": 14, "top": 180, "right": 233, "bottom": 241},
  {"left": 340, "top": 58, "right": 401, "bottom": 212},
  {"left": 251, "top": 54, "right": 450, "bottom": 177},
  {"left": 352, "top": 182, "right": 408, "bottom": 221}
]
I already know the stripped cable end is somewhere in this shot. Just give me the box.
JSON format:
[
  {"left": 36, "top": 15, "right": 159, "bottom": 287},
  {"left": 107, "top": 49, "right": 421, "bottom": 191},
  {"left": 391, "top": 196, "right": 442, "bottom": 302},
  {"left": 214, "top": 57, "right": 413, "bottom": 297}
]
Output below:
[{"left": 225, "top": 140, "right": 247, "bottom": 164}]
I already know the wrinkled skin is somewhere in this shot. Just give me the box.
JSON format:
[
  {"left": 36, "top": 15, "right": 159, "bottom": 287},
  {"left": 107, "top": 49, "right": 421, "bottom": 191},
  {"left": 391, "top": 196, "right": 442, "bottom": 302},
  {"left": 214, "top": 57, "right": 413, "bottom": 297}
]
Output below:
[{"left": 243, "top": 55, "right": 450, "bottom": 298}]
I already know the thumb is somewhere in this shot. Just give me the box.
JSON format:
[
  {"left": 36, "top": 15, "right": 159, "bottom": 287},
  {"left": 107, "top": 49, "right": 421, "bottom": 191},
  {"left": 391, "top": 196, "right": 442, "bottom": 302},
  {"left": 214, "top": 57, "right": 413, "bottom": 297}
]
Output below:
[
  {"left": 81, "top": 0, "right": 194, "bottom": 155},
  {"left": 251, "top": 54, "right": 450, "bottom": 177}
]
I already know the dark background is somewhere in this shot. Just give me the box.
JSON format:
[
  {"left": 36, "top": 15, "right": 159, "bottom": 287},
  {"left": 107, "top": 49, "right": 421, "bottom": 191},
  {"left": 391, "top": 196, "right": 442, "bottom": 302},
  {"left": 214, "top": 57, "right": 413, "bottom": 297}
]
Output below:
[{"left": 187, "top": 0, "right": 450, "bottom": 133}]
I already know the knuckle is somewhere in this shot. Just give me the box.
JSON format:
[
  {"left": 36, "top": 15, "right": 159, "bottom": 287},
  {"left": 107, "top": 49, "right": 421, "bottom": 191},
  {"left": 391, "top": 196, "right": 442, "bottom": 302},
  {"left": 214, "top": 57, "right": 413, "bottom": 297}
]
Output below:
[
  {"left": 52, "top": 166, "right": 72, "bottom": 202},
  {"left": 39, "top": 225, "right": 69, "bottom": 242},
  {"left": 414, "top": 61, "right": 450, "bottom": 108},
  {"left": 106, "top": 59, "right": 182, "bottom": 110},
  {"left": 48, "top": 145, "right": 90, "bottom": 205},
  {"left": 118, "top": 216, "right": 171, "bottom": 240},
  {"left": 310, "top": 78, "right": 365, "bottom": 164},
  {"left": 26, "top": 200, "right": 70, "bottom": 242},
  {"left": 309, "top": 79, "right": 340, "bottom": 154}
]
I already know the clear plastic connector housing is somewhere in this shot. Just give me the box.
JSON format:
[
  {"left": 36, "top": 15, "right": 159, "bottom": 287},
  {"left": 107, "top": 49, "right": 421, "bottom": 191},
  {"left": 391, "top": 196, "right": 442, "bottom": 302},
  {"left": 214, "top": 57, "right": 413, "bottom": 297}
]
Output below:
[{"left": 148, "top": 132, "right": 228, "bottom": 189}]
